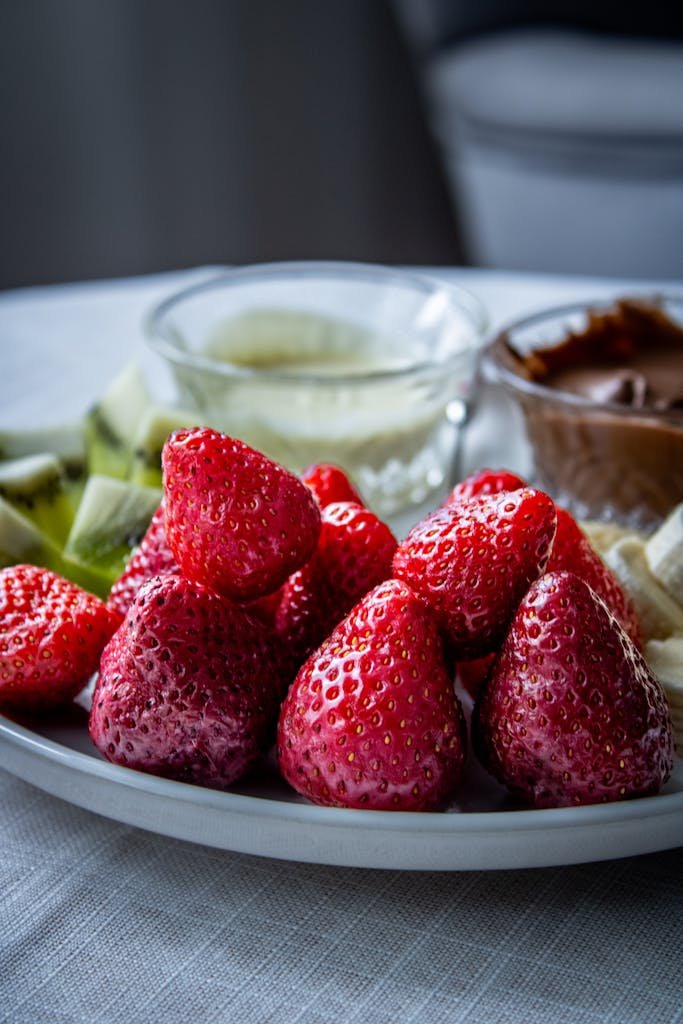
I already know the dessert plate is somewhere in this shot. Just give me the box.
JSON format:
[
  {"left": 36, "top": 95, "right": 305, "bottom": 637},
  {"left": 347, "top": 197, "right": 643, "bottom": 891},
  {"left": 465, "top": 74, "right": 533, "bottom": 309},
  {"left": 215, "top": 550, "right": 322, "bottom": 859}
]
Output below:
[
  {"left": 1, "top": 706, "right": 681, "bottom": 871},
  {"left": 2, "top": 271, "right": 682, "bottom": 872}
]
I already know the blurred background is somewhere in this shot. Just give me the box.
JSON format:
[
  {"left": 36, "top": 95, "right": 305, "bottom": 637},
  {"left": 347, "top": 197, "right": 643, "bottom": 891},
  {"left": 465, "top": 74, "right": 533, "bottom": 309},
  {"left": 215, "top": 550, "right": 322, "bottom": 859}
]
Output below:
[{"left": 2, "top": 0, "right": 683, "bottom": 289}]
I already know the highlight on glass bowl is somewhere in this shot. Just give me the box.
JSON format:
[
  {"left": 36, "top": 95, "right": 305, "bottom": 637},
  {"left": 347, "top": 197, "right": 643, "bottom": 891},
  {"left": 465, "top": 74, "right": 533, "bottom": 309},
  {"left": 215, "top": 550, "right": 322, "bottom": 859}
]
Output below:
[
  {"left": 483, "top": 294, "right": 683, "bottom": 532},
  {"left": 144, "top": 261, "right": 488, "bottom": 517}
]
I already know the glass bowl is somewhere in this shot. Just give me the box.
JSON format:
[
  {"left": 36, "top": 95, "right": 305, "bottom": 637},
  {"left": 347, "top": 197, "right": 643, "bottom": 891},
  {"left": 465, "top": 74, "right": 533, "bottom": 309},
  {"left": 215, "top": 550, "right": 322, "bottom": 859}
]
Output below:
[
  {"left": 145, "top": 261, "right": 487, "bottom": 518},
  {"left": 483, "top": 294, "right": 683, "bottom": 531}
]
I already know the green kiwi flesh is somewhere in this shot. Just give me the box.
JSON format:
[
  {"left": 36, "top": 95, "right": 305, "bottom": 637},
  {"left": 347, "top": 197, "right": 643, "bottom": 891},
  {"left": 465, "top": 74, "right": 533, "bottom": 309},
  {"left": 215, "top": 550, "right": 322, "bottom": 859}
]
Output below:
[
  {"left": 128, "top": 405, "right": 205, "bottom": 488},
  {"left": 85, "top": 363, "right": 152, "bottom": 479},
  {"left": 0, "top": 453, "right": 77, "bottom": 546},
  {"left": 0, "top": 497, "right": 110, "bottom": 597},
  {"left": 0, "top": 422, "right": 86, "bottom": 481},
  {"left": 63, "top": 474, "right": 161, "bottom": 590}
]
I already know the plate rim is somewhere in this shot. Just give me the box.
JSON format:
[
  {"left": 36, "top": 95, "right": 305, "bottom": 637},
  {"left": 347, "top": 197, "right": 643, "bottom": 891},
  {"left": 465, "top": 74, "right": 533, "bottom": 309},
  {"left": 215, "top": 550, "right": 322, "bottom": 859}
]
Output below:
[{"left": 2, "top": 712, "right": 682, "bottom": 838}]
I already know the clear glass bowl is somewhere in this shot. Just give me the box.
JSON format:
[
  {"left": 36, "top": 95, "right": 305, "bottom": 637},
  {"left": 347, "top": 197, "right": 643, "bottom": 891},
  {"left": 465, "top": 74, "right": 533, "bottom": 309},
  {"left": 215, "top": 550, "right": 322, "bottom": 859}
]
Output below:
[
  {"left": 483, "top": 295, "right": 683, "bottom": 531},
  {"left": 145, "top": 261, "right": 487, "bottom": 517}
]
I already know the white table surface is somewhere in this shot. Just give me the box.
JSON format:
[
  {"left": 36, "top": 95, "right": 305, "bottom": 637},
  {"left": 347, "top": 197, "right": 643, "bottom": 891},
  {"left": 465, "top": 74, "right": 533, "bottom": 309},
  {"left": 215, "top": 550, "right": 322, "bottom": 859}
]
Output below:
[{"left": 1, "top": 266, "right": 682, "bottom": 1024}]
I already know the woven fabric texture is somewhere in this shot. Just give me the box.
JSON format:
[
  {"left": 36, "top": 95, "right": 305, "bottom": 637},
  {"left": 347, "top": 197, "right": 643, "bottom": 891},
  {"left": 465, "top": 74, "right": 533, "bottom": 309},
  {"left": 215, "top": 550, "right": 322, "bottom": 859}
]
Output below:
[{"left": 2, "top": 770, "right": 682, "bottom": 1024}]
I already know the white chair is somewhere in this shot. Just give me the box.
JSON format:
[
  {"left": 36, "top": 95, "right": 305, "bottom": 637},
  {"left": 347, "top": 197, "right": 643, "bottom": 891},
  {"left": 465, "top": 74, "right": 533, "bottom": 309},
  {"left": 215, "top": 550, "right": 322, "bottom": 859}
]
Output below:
[{"left": 395, "top": 13, "right": 683, "bottom": 278}]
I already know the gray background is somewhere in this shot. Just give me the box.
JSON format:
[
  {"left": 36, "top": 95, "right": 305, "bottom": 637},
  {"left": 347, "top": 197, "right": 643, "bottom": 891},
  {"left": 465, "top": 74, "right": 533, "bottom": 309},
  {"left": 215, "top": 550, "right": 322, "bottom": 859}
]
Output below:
[{"left": 0, "top": 0, "right": 462, "bottom": 288}]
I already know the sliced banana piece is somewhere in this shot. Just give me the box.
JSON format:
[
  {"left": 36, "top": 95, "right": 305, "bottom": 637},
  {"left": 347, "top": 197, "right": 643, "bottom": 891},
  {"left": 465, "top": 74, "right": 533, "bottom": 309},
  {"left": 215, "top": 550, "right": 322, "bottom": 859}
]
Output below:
[
  {"left": 579, "top": 519, "right": 641, "bottom": 556},
  {"left": 645, "top": 636, "right": 683, "bottom": 698},
  {"left": 603, "top": 536, "right": 683, "bottom": 642},
  {"left": 645, "top": 636, "right": 683, "bottom": 749},
  {"left": 645, "top": 504, "right": 683, "bottom": 605}
]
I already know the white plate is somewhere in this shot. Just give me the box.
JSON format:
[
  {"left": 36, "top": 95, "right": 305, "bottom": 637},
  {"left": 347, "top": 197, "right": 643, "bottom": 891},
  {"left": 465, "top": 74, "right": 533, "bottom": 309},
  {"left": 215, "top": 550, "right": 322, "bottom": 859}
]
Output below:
[
  {"left": 2, "top": 271, "right": 682, "bottom": 870},
  {"left": 1, "top": 704, "right": 681, "bottom": 871}
]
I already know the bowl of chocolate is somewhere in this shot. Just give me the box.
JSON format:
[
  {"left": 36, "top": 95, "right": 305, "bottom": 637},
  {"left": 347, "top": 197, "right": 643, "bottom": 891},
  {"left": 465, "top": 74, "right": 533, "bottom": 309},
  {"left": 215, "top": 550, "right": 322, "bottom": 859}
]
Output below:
[{"left": 484, "top": 296, "right": 683, "bottom": 530}]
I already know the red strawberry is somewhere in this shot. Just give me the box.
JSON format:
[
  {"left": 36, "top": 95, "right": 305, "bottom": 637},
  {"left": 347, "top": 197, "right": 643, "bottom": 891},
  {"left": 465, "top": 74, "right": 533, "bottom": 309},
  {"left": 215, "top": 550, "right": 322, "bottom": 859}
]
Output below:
[
  {"left": 0, "top": 564, "right": 118, "bottom": 714},
  {"left": 274, "top": 501, "right": 397, "bottom": 669},
  {"left": 277, "top": 578, "right": 467, "bottom": 811},
  {"left": 107, "top": 504, "right": 179, "bottom": 621},
  {"left": 546, "top": 507, "right": 641, "bottom": 647},
  {"left": 301, "top": 463, "right": 365, "bottom": 508},
  {"left": 456, "top": 653, "right": 496, "bottom": 701},
  {"left": 90, "top": 573, "right": 284, "bottom": 788},
  {"left": 393, "top": 488, "right": 557, "bottom": 659},
  {"left": 473, "top": 571, "right": 674, "bottom": 808},
  {"left": 447, "top": 467, "right": 526, "bottom": 504},
  {"left": 162, "top": 428, "right": 321, "bottom": 601}
]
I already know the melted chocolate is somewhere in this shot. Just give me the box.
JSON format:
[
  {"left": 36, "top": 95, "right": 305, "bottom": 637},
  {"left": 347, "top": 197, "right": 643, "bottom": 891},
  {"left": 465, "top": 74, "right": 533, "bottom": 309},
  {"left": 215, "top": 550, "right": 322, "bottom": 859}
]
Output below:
[
  {"left": 495, "top": 298, "right": 683, "bottom": 528},
  {"left": 506, "top": 299, "right": 683, "bottom": 412}
]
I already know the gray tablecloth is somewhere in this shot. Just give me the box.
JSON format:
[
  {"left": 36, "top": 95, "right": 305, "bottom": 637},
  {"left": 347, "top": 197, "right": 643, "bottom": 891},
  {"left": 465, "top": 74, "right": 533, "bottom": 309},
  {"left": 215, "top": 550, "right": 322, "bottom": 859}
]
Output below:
[
  {"left": 3, "top": 768, "right": 681, "bottom": 1024},
  {"left": 2, "top": 269, "right": 682, "bottom": 1024}
]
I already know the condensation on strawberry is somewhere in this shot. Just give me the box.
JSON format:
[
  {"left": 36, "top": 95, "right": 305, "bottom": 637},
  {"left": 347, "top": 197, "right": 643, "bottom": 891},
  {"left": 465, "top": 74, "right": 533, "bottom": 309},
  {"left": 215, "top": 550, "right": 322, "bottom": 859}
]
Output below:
[
  {"left": 546, "top": 507, "right": 642, "bottom": 647},
  {"left": 89, "top": 573, "right": 285, "bottom": 789},
  {"left": 273, "top": 500, "right": 397, "bottom": 671},
  {"left": 393, "top": 487, "right": 557, "bottom": 660},
  {"left": 445, "top": 470, "right": 642, "bottom": 649},
  {"left": 446, "top": 467, "right": 527, "bottom": 505},
  {"left": 301, "top": 463, "right": 365, "bottom": 509},
  {"left": 162, "top": 428, "right": 321, "bottom": 602},
  {"left": 277, "top": 578, "right": 467, "bottom": 811},
  {"left": 473, "top": 570, "right": 675, "bottom": 808},
  {"left": 0, "top": 564, "right": 118, "bottom": 714}
]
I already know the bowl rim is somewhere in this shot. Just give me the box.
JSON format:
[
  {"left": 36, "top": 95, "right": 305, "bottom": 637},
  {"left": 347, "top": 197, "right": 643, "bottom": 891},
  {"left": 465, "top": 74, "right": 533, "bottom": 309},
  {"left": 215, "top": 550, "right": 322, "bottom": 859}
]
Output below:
[
  {"left": 483, "top": 292, "right": 683, "bottom": 421},
  {"left": 143, "top": 260, "right": 489, "bottom": 387}
]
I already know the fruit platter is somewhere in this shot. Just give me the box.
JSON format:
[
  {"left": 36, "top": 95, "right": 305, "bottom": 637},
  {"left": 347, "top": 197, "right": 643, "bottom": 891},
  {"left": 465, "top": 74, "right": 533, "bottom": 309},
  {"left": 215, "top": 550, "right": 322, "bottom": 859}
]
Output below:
[{"left": 2, "top": 311, "right": 682, "bottom": 871}]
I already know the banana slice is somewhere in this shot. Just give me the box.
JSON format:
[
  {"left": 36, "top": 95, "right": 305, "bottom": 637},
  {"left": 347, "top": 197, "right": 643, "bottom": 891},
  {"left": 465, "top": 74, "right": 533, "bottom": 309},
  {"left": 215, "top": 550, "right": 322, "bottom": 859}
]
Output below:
[
  {"left": 645, "top": 504, "right": 683, "bottom": 606},
  {"left": 603, "top": 536, "right": 683, "bottom": 642},
  {"left": 645, "top": 636, "right": 683, "bottom": 697},
  {"left": 645, "top": 636, "right": 683, "bottom": 750},
  {"left": 579, "top": 519, "right": 641, "bottom": 556}
]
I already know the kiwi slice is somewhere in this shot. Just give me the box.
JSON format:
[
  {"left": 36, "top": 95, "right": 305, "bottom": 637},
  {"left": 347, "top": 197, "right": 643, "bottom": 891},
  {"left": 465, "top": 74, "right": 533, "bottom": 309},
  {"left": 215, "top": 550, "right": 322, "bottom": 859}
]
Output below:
[
  {"left": 0, "top": 422, "right": 86, "bottom": 479},
  {"left": 0, "top": 422, "right": 87, "bottom": 516},
  {"left": 0, "top": 453, "right": 77, "bottom": 546},
  {"left": 0, "top": 495, "right": 62, "bottom": 569},
  {"left": 63, "top": 474, "right": 161, "bottom": 591},
  {"left": 85, "top": 363, "right": 152, "bottom": 479},
  {"left": 0, "top": 497, "right": 108, "bottom": 596},
  {"left": 128, "top": 405, "right": 206, "bottom": 488}
]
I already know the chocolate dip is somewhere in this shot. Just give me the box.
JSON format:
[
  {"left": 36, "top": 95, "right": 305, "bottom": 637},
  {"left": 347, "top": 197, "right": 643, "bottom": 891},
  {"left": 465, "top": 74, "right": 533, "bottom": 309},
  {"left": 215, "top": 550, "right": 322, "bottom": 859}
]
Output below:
[
  {"left": 491, "top": 298, "right": 683, "bottom": 529},
  {"left": 518, "top": 300, "right": 683, "bottom": 410}
]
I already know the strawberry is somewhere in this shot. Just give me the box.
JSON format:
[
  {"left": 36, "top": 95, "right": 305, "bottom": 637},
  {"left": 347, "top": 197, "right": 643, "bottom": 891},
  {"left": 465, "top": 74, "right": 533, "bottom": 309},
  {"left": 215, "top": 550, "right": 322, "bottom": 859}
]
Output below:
[
  {"left": 89, "top": 573, "right": 284, "bottom": 789},
  {"left": 277, "top": 578, "right": 467, "bottom": 811},
  {"left": 301, "top": 463, "right": 365, "bottom": 508},
  {"left": 274, "top": 500, "right": 397, "bottom": 670},
  {"left": 0, "top": 564, "right": 118, "bottom": 714},
  {"left": 546, "top": 507, "right": 641, "bottom": 647},
  {"left": 107, "top": 504, "right": 178, "bottom": 621},
  {"left": 456, "top": 653, "right": 496, "bottom": 701},
  {"left": 473, "top": 571, "right": 675, "bottom": 808},
  {"left": 162, "top": 428, "right": 321, "bottom": 601},
  {"left": 446, "top": 467, "right": 527, "bottom": 504},
  {"left": 393, "top": 487, "right": 557, "bottom": 659}
]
